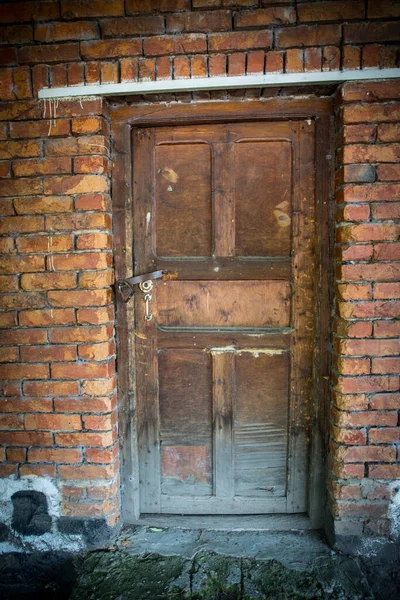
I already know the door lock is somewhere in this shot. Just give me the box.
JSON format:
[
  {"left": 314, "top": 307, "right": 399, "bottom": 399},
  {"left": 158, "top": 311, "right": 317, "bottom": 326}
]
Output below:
[{"left": 117, "top": 270, "right": 165, "bottom": 303}]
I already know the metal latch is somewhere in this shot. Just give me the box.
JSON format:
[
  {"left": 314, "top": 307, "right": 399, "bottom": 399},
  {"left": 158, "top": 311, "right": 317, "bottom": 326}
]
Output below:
[{"left": 117, "top": 270, "right": 165, "bottom": 303}]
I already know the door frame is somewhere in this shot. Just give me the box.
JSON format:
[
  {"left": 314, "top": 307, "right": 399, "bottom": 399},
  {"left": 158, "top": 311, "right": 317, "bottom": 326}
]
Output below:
[{"left": 111, "top": 96, "right": 334, "bottom": 526}]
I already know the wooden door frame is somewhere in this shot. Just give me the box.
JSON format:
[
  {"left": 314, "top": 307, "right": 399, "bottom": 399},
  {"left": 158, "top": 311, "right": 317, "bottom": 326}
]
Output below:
[{"left": 111, "top": 97, "right": 334, "bottom": 526}]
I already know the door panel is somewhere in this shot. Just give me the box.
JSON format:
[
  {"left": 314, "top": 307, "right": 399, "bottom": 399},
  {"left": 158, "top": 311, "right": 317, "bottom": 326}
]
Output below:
[{"left": 133, "top": 120, "right": 315, "bottom": 515}]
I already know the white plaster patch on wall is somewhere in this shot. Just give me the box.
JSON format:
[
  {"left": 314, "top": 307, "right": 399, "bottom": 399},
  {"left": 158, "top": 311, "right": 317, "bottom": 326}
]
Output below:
[
  {"left": 0, "top": 476, "right": 61, "bottom": 527},
  {"left": 388, "top": 480, "right": 400, "bottom": 537}
]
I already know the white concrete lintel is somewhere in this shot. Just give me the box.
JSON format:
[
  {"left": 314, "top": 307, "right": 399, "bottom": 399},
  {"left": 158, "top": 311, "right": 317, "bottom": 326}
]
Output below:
[{"left": 38, "top": 68, "right": 400, "bottom": 100}]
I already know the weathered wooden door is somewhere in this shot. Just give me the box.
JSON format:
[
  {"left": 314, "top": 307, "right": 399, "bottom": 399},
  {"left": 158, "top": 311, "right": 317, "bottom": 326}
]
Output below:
[{"left": 133, "top": 120, "right": 315, "bottom": 515}]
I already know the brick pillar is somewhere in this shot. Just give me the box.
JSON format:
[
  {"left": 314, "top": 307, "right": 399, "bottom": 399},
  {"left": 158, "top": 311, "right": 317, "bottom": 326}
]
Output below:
[
  {"left": 0, "top": 96, "right": 120, "bottom": 535},
  {"left": 330, "top": 80, "right": 400, "bottom": 544}
]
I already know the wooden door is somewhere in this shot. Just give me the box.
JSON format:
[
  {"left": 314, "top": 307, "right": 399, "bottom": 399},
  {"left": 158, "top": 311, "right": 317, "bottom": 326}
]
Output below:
[{"left": 133, "top": 120, "right": 315, "bottom": 515}]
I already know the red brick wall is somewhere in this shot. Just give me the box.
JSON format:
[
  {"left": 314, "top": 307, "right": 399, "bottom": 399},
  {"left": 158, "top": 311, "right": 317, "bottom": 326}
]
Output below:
[
  {"left": 331, "top": 80, "right": 400, "bottom": 539},
  {"left": 0, "top": 1, "right": 399, "bottom": 540}
]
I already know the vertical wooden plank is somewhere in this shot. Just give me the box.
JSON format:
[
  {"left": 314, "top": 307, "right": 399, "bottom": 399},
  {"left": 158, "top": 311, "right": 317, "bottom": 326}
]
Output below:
[
  {"left": 213, "top": 141, "right": 235, "bottom": 258},
  {"left": 112, "top": 121, "right": 140, "bottom": 520},
  {"left": 212, "top": 351, "right": 234, "bottom": 498},
  {"left": 133, "top": 128, "right": 161, "bottom": 513},
  {"left": 286, "top": 119, "right": 316, "bottom": 513}
]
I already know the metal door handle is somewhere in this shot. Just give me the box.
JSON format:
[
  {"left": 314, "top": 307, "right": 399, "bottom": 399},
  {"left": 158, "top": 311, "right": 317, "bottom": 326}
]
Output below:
[{"left": 117, "top": 270, "right": 165, "bottom": 302}]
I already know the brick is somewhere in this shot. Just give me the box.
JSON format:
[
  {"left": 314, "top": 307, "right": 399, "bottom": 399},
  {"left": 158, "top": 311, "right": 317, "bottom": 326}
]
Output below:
[
  {"left": 81, "top": 39, "right": 141, "bottom": 61},
  {"left": 82, "top": 376, "right": 116, "bottom": 396},
  {"left": 128, "top": 0, "right": 187, "bottom": 9},
  {"left": 322, "top": 46, "right": 340, "bottom": 71},
  {"left": 377, "top": 165, "right": 400, "bottom": 181},
  {"left": 0, "top": 465, "right": 17, "bottom": 477},
  {"left": 85, "top": 445, "right": 118, "bottom": 464},
  {"left": 332, "top": 406, "right": 397, "bottom": 428},
  {"left": 61, "top": 0, "right": 124, "bottom": 19},
  {"left": 54, "top": 396, "right": 116, "bottom": 413},
  {"left": 14, "top": 195, "right": 73, "bottom": 215},
  {"left": 10, "top": 119, "right": 70, "bottom": 138},
  {"left": 50, "top": 252, "right": 111, "bottom": 272},
  {"left": 304, "top": 47, "right": 322, "bottom": 72},
  {"left": 337, "top": 223, "right": 400, "bottom": 243},
  {"left": 61, "top": 486, "right": 85, "bottom": 501},
  {"left": 46, "top": 213, "right": 111, "bottom": 232},
  {"left": 62, "top": 497, "right": 118, "bottom": 518},
  {"left": 369, "top": 465, "right": 400, "bottom": 479},
  {"left": 0, "top": 431, "right": 52, "bottom": 447},
  {"left": 338, "top": 300, "right": 400, "bottom": 320},
  {"left": 144, "top": 34, "right": 206, "bottom": 56},
  {"left": 339, "top": 165, "right": 376, "bottom": 185},
  {"left": 156, "top": 56, "right": 171, "bottom": 80},
  {"left": 0, "top": 25, "right": 33, "bottom": 44},
  {"left": 99, "top": 61, "right": 118, "bottom": 84},
  {"left": 0, "top": 397, "right": 52, "bottom": 412},
  {"left": 77, "top": 306, "right": 114, "bottom": 325},
  {"left": 337, "top": 338, "right": 400, "bottom": 357},
  {"left": 51, "top": 360, "right": 114, "bottom": 380},
  {"left": 191, "top": 55, "right": 207, "bottom": 78},
  {"left": 173, "top": 55, "right": 190, "bottom": 78},
  {"left": 235, "top": 7, "right": 295, "bottom": 28},
  {"left": 19, "top": 44, "right": 79, "bottom": 64},
  {"left": 0, "top": 199, "right": 13, "bottom": 216},
  {"left": 374, "top": 243, "right": 400, "bottom": 261},
  {"left": 167, "top": 10, "right": 230, "bottom": 33},
  {"left": 0, "top": 347, "right": 18, "bottom": 363},
  {"left": 332, "top": 391, "right": 369, "bottom": 411},
  {"left": 28, "top": 448, "right": 82, "bottom": 463},
  {"left": 0, "top": 275, "right": 18, "bottom": 292},
  {"left": 25, "top": 414, "right": 81, "bottom": 431},
  {"left": 336, "top": 283, "right": 372, "bottom": 301},
  {"left": 332, "top": 501, "right": 387, "bottom": 519},
  {"left": 120, "top": 58, "right": 138, "bottom": 82},
  {"left": 48, "top": 289, "right": 112, "bottom": 308},
  {"left": 17, "top": 234, "right": 73, "bottom": 254},
  {"left": 23, "top": 380, "right": 79, "bottom": 397},
  {"left": 74, "top": 156, "right": 108, "bottom": 175},
  {"left": 0, "top": 101, "right": 39, "bottom": 121},
  {"left": 82, "top": 412, "right": 116, "bottom": 431},
  {"left": 372, "top": 203, "right": 400, "bottom": 220},
  {"left": 0, "top": 382, "right": 21, "bottom": 396},
  {"left": 0, "top": 216, "right": 44, "bottom": 235},
  {"left": 49, "top": 324, "right": 113, "bottom": 344},
  {"left": 35, "top": 21, "right": 99, "bottom": 42},
  {"left": 0, "top": 292, "right": 45, "bottom": 311},
  {"left": 67, "top": 62, "right": 85, "bottom": 86},
  {"left": 374, "top": 283, "right": 400, "bottom": 300},
  {"left": 378, "top": 123, "right": 400, "bottom": 143},
  {"left": 338, "top": 204, "right": 370, "bottom": 222},
  {"left": 59, "top": 464, "right": 116, "bottom": 480},
  {"left": 21, "top": 345, "right": 76, "bottom": 363},
  {"left": 330, "top": 423, "right": 367, "bottom": 445},
  {"left": 19, "top": 308, "right": 75, "bottom": 327},
  {"left": 0, "top": 413, "right": 24, "bottom": 429},
  {"left": 298, "top": 1, "right": 364, "bottom": 22},
  {"left": 372, "top": 358, "right": 400, "bottom": 375},
  {"left": 335, "top": 356, "right": 370, "bottom": 376},
  {"left": 208, "top": 54, "right": 226, "bottom": 77},
  {"left": 102, "top": 15, "right": 164, "bottom": 37},
  {"left": 43, "top": 98, "right": 104, "bottom": 118},
  {"left": 329, "top": 480, "right": 362, "bottom": 501},
  {"left": 0, "top": 329, "right": 47, "bottom": 346},
  {"left": 138, "top": 58, "right": 156, "bottom": 81},
  {"left": 285, "top": 48, "right": 303, "bottom": 73},
  {"left": 341, "top": 124, "right": 376, "bottom": 144},
  {"left": 0, "top": 68, "right": 15, "bottom": 101},
  {"left": 343, "top": 46, "right": 361, "bottom": 70},
  {"left": 78, "top": 341, "right": 115, "bottom": 361},
  {"left": 44, "top": 175, "right": 109, "bottom": 196},
  {"left": 246, "top": 51, "right": 265, "bottom": 74},
  {"left": 71, "top": 116, "right": 104, "bottom": 135},
  {"left": 374, "top": 320, "right": 400, "bottom": 338},
  {"left": 209, "top": 31, "right": 272, "bottom": 52},
  {"left": 87, "top": 477, "right": 119, "bottom": 499},
  {"left": 1, "top": 1, "right": 60, "bottom": 23},
  {"left": 0, "top": 255, "right": 44, "bottom": 273},
  {"left": 335, "top": 444, "right": 395, "bottom": 463},
  {"left": 0, "top": 161, "right": 11, "bottom": 178},
  {"left": 55, "top": 431, "right": 115, "bottom": 447},
  {"left": 344, "top": 21, "right": 400, "bottom": 44},
  {"left": 20, "top": 464, "right": 56, "bottom": 477},
  {"left": 339, "top": 262, "right": 400, "bottom": 283},
  {"left": 277, "top": 24, "right": 341, "bottom": 49},
  {"left": 370, "top": 393, "right": 400, "bottom": 410},
  {"left": 334, "top": 374, "right": 398, "bottom": 394},
  {"left": 21, "top": 273, "right": 76, "bottom": 291},
  {"left": 0, "top": 49, "right": 17, "bottom": 67},
  {"left": 228, "top": 53, "right": 245, "bottom": 76},
  {"left": 340, "top": 183, "right": 400, "bottom": 202},
  {"left": 0, "top": 179, "right": 41, "bottom": 197},
  {"left": 7, "top": 448, "right": 26, "bottom": 462},
  {"left": 0, "top": 363, "right": 49, "bottom": 380},
  {"left": 79, "top": 270, "right": 114, "bottom": 289},
  {"left": 343, "top": 105, "right": 400, "bottom": 125}
]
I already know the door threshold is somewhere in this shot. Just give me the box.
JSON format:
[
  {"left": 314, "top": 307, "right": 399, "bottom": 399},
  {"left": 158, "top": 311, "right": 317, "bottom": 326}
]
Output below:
[{"left": 129, "top": 513, "right": 316, "bottom": 531}]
